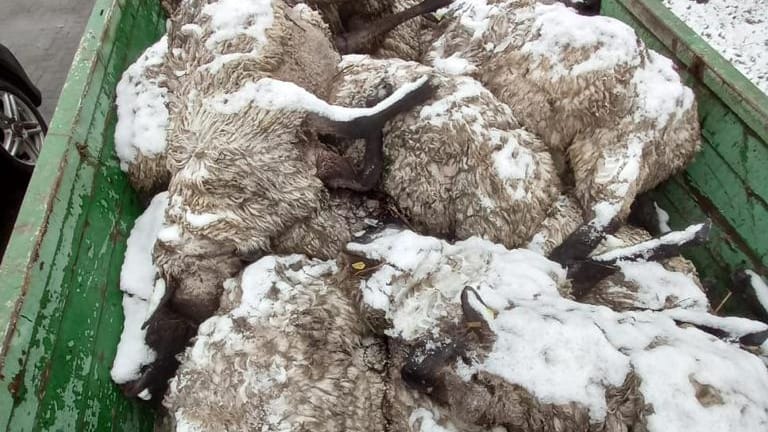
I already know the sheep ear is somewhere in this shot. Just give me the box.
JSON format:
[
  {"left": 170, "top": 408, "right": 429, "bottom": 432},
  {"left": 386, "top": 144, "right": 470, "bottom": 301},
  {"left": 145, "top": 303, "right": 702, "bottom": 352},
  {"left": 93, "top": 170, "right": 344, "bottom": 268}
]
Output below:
[{"left": 335, "top": 0, "right": 454, "bottom": 54}]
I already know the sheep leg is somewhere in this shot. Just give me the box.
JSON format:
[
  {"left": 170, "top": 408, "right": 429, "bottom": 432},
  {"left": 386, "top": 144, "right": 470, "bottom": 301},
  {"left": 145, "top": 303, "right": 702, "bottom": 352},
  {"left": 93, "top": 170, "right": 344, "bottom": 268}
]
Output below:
[
  {"left": 548, "top": 219, "right": 619, "bottom": 266},
  {"left": 401, "top": 288, "right": 495, "bottom": 393},
  {"left": 673, "top": 320, "right": 768, "bottom": 348},
  {"left": 567, "top": 221, "right": 711, "bottom": 299},
  {"left": 335, "top": 0, "right": 454, "bottom": 54},
  {"left": 316, "top": 131, "right": 385, "bottom": 192},
  {"left": 306, "top": 76, "right": 435, "bottom": 139},
  {"left": 590, "top": 221, "right": 711, "bottom": 264}
]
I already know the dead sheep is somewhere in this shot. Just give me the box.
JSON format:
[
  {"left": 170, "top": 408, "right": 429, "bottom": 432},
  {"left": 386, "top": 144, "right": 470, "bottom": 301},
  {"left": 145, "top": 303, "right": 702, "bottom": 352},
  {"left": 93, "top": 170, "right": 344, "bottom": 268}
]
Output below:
[
  {"left": 163, "top": 255, "right": 389, "bottom": 431},
  {"left": 118, "top": 0, "right": 434, "bottom": 399},
  {"left": 327, "top": 55, "right": 560, "bottom": 248},
  {"left": 342, "top": 228, "right": 768, "bottom": 432},
  {"left": 114, "top": 35, "right": 172, "bottom": 198},
  {"left": 425, "top": 0, "right": 700, "bottom": 260}
]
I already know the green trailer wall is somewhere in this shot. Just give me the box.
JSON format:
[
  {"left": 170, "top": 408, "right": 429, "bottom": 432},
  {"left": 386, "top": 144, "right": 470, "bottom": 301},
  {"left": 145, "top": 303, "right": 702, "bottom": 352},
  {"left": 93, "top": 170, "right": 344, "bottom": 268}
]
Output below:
[
  {"left": 603, "top": 0, "right": 768, "bottom": 319},
  {"left": 0, "top": 0, "right": 163, "bottom": 429}
]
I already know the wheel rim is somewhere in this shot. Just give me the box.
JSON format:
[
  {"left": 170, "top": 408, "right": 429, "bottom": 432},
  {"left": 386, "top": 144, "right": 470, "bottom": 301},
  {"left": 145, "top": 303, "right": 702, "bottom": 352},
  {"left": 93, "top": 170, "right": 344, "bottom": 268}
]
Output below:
[{"left": 0, "top": 90, "right": 44, "bottom": 167}]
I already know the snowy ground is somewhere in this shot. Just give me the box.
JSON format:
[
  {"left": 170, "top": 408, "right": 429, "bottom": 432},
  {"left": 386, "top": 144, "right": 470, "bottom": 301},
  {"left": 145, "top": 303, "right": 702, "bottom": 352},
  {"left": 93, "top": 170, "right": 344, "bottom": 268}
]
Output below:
[{"left": 662, "top": 0, "right": 768, "bottom": 95}]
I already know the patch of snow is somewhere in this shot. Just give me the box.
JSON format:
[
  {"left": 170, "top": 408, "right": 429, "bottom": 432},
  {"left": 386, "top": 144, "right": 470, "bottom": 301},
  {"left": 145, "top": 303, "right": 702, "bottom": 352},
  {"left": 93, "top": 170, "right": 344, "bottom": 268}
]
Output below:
[
  {"left": 485, "top": 303, "right": 631, "bottom": 419},
  {"left": 432, "top": 54, "right": 477, "bottom": 76},
  {"left": 112, "top": 192, "right": 169, "bottom": 387},
  {"left": 526, "top": 232, "right": 548, "bottom": 255},
  {"left": 596, "top": 133, "right": 645, "bottom": 198},
  {"left": 157, "top": 224, "right": 182, "bottom": 244},
  {"left": 522, "top": 3, "right": 642, "bottom": 78},
  {"left": 617, "top": 261, "right": 709, "bottom": 310},
  {"left": 207, "top": 75, "right": 430, "bottom": 121},
  {"left": 185, "top": 211, "right": 225, "bottom": 228},
  {"left": 631, "top": 51, "right": 695, "bottom": 128},
  {"left": 746, "top": 270, "right": 768, "bottom": 314},
  {"left": 662, "top": 0, "right": 768, "bottom": 94},
  {"left": 593, "top": 223, "right": 705, "bottom": 262},
  {"left": 111, "top": 294, "right": 157, "bottom": 384},
  {"left": 664, "top": 308, "right": 768, "bottom": 338},
  {"left": 454, "top": 0, "right": 499, "bottom": 40},
  {"left": 145, "top": 278, "right": 166, "bottom": 319},
  {"left": 200, "top": 0, "right": 275, "bottom": 73},
  {"left": 120, "top": 192, "right": 169, "bottom": 300},
  {"left": 114, "top": 36, "right": 169, "bottom": 171},
  {"left": 592, "top": 201, "right": 621, "bottom": 228},
  {"left": 419, "top": 77, "right": 486, "bottom": 126},
  {"left": 349, "top": 230, "right": 566, "bottom": 340},
  {"left": 180, "top": 23, "right": 203, "bottom": 38},
  {"left": 654, "top": 202, "right": 672, "bottom": 233},
  {"left": 233, "top": 255, "right": 337, "bottom": 318},
  {"left": 354, "top": 229, "right": 768, "bottom": 428},
  {"left": 492, "top": 134, "right": 535, "bottom": 181}
]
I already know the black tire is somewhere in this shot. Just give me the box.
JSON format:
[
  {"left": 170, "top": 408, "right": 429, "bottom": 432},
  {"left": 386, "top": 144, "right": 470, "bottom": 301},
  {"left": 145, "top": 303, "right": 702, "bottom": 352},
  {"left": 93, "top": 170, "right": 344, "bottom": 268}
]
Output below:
[{"left": 0, "top": 78, "right": 47, "bottom": 175}]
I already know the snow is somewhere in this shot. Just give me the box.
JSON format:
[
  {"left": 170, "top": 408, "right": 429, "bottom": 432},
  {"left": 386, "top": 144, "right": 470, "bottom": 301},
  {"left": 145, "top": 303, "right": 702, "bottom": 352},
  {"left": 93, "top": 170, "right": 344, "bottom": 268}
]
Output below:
[
  {"left": 592, "top": 201, "right": 621, "bottom": 228},
  {"left": 655, "top": 202, "right": 672, "bottom": 233},
  {"left": 595, "top": 134, "right": 645, "bottom": 199},
  {"left": 157, "top": 224, "right": 182, "bottom": 244},
  {"left": 746, "top": 270, "right": 768, "bottom": 314},
  {"left": 662, "top": 0, "right": 768, "bottom": 95},
  {"left": 233, "top": 255, "right": 338, "bottom": 319},
  {"left": 522, "top": 3, "right": 642, "bottom": 78},
  {"left": 352, "top": 229, "right": 768, "bottom": 428},
  {"left": 185, "top": 211, "right": 225, "bottom": 228},
  {"left": 200, "top": 0, "right": 275, "bottom": 73},
  {"left": 111, "top": 294, "right": 157, "bottom": 384},
  {"left": 114, "top": 36, "right": 169, "bottom": 171},
  {"left": 120, "top": 192, "right": 168, "bottom": 300},
  {"left": 631, "top": 50, "right": 695, "bottom": 128},
  {"left": 207, "top": 75, "right": 430, "bottom": 121},
  {"left": 617, "top": 261, "right": 709, "bottom": 311},
  {"left": 492, "top": 134, "right": 535, "bottom": 181},
  {"left": 593, "top": 223, "right": 705, "bottom": 262},
  {"left": 454, "top": 0, "right": 500, "bottom": 41},
  {"left": 418, "top": 77, "right": 486, "bottom": 127},
  {"left": 111, "top": 192, "right": 168, "bottom": 386},
  {"left": 664, "top": 308, "right": 768, "bottom": 339},
  {"left": 432, "top": 54, "right": 477, "bottom": 76}
]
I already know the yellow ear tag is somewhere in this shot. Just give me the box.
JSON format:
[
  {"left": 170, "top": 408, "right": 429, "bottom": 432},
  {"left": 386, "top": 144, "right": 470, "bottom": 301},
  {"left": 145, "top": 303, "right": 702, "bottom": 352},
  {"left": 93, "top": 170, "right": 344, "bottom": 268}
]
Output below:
[{"left": 352, "top": 261, "right": 367, "bottom": 271}]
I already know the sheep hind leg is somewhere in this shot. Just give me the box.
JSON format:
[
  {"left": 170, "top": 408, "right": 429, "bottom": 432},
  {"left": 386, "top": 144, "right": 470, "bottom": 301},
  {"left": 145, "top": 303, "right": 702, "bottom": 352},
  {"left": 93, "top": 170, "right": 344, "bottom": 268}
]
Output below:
[
  {"left": 335, "top": 0, "right": 454, "bottom": 54},
  {"left": 310, "top": 77, "right": 436, "bottom": 191},
  {"left": 566, "top": 221, "right": 711, "bottom": 299},
  {"left": 316, "top": 131, "right": 385, "bottom": 192}
]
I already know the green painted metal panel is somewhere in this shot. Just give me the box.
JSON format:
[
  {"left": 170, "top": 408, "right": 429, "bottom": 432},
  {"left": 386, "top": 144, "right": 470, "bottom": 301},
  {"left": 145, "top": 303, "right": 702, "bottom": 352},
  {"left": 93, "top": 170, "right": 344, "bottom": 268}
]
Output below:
[
  {"left": 0, "top": 0, "right": 164, "bottom": 429},
  {"left": 602, "top": 0, "right": 768, "bottom": 318}
]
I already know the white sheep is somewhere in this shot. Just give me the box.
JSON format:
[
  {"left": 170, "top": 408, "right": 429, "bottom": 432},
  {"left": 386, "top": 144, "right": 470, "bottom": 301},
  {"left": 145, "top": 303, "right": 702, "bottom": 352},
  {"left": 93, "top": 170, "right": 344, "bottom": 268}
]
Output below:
[
  {"left": 426, "top": 0, "right": 700, "bottom": 258},
  {"left": 343, "top": 228, "right": 768, "bottom": 432},
  {"left": 123, "top": 0, "right": 433, "bottom": 399},
  {"left": 328, "top": 55, "right": 560, "bottom": 248},
  {"left": 164, "top": 255, "right": 389, "bottom": 431}
]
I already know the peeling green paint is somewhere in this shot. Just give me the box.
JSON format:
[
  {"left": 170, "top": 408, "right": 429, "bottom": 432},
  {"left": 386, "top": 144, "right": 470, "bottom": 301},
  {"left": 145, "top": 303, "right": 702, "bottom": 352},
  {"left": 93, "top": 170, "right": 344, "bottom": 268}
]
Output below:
[{"left": 0, "top": 0, "right": 163, "bottom": 429}]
